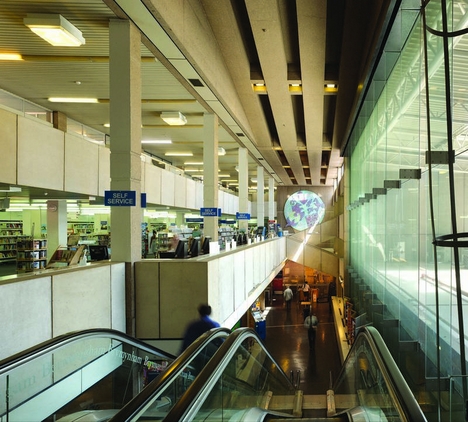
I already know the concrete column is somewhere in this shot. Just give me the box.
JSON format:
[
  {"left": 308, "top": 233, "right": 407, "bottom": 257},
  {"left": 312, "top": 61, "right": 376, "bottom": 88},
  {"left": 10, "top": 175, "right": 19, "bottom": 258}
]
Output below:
[
  {"left": 46, "top": 200, "right": 68, "bottom": 258},
  {"left": 238, "top": 148, "right": 249, "bottom": 233},
  {"left": 203, "top": 113, "right": 219, "bottom": 241},
  {"left": 109, "top": 19, "right": 142, "bottom": 264},
  {"left": 257, "top": 166, "right": 265, "bottom": 227},
  {"left": 268, "top": 176, "right": 275, "bottom": 221}
]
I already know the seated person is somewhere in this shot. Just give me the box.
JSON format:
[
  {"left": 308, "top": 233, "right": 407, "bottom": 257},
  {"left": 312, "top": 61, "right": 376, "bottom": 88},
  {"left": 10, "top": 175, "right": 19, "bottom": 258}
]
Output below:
[{"left": 169, "top": 234, "right": 180, "bottom": 251}]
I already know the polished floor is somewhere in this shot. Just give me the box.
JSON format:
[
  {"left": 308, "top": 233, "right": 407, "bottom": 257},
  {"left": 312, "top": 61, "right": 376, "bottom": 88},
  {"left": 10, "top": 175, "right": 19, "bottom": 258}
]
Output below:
[{"left": 263, "top": 292, "right": 342, "bottom": 396}]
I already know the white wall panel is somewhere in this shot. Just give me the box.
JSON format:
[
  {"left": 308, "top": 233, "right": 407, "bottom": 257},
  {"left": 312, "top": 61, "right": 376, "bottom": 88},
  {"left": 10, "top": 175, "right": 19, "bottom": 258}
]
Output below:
[
  {"left": 174, "top": 175, "right": 186, "bottom": 208},
  {"left": 98, "top": 145, "right": 111, "bottom": 195},
  {"left": 17, "top": 116, "right": 64, "bottom": 190},
  {"left": 0, "top": 277, "right": 51, "bottom": 359},
  {"left": 160, "top": 171, "right": 175, "bottom": 206},
  {"left": 52, "top": 266, "right": 111, "bottom": 335},
  {"left": 186, "top": 178, "right": 197, "bottom": 209},
  {"left": 195, "top": 183, "right": 204, "bottom": 209},
  {"left": 111, "top": 263, "right": 126, "bottom": 332},
  {"left": 64, "top": 133, "right": 99, "bottom": 195},
  {"left": 144, "top": 162, "right": 162, "bottom": 205},
  {"left": 0, "top": 108, "right": 17, "bottom": 184}
]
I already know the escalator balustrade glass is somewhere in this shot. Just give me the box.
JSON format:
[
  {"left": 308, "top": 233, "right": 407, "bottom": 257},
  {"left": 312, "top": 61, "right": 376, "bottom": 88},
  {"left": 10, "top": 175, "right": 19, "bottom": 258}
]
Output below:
[
  {"left": 162, "top": 328, "right": 296, "bottom": 422},
  {"left": 0, "top": 330, "right": 174, "bottom": 422},
  {"left": 333, "top": 327, "right": 426, "bottom": 422}
]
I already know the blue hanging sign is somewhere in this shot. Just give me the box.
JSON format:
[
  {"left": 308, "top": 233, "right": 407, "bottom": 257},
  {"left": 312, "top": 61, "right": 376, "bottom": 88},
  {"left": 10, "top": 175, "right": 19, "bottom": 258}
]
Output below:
[
  {"left": 200, "top": 207, "right": 221, "bottom": 217},
  {"left": 236, "top": 212, "right": 251, "bottom": 220},
  {"left": 104, "top": 190, "right": 136, "bottom": 206}
]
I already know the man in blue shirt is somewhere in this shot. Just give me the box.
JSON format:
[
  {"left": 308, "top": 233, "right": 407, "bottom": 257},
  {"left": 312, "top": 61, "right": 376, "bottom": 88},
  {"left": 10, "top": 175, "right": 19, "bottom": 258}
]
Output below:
[{"left": 180, "top": 303, "right": 220, "bottom": 352}]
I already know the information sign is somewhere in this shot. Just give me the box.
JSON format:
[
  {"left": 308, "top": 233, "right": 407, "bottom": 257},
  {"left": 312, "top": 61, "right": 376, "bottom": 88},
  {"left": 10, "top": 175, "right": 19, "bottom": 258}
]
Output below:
[
  {"left": 200, "top": 207, "right": 221, "bottom": 217},
  {"left": 104, "top": 190, "right": 136, "bottom": 206},
  {"left": 236, "top": 212, "right": 251, "bottom": 220}
]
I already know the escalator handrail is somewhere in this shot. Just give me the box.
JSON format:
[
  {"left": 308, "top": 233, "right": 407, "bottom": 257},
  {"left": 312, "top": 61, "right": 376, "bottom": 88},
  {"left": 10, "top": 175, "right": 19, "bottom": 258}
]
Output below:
[
  {"left": 108, "top": 327, "right": 231, "bottom": 421},
  {"left": 163, "top": 327, "right": 296, "bottom": 422},
  {"left": 336, "top": 326, "right": 427, "bottom": 422},
  {"left": 0, "top": 328, "right": 175, "bottom": 375}
]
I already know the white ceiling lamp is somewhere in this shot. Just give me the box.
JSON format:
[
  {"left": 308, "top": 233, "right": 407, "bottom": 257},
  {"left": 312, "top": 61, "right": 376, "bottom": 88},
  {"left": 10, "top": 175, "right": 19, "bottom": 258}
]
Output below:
[
  {"left": 218, "top": 147, "right": 226, "bottom": 156},
  {"left": 24, "top": 14, "right": 85, "bottom": 47},
  {"left": 165, "top": 152, "right": 193, "bottom": 157},
  {"left": 0, "top": 53, "right": 23, "bottom": 61},
  {"left": 160, "top": 111, "right": 187, "bottom": 126},
  {"left": 142, "top": 139, "right": 172, "bottom": 144},
  {"left": 48, "top": 97, "right": 98, "bottom": 103}
]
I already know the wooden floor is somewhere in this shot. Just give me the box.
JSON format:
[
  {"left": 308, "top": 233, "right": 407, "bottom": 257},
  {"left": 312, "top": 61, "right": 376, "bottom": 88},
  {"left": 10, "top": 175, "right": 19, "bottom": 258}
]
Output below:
[{"left": 263, "top": 293, "right": 342, "bottom": 396}]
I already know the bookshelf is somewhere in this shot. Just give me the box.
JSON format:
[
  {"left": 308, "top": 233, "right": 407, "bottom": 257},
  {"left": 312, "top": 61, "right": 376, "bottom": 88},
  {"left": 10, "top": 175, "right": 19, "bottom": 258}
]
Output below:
[
  {"left": 0, "top": 221, "right": 23, "bottom": 263},
  {"left": 16, "top": 239, "right": 48, "bottom": 273}
]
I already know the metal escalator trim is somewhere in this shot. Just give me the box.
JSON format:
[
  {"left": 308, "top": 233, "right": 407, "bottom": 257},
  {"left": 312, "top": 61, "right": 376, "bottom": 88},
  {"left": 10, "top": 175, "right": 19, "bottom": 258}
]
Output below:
[
  {"left": 0, "top": 328, "right": 175, "bottom": 375},
  {"left": 107, "top": 327, "right": 231, "bottom": 421},
  {"left": 165, "top": 327, "right": 296, "bottom": 422},
  {"left": 333, "top": 326, "right": 427, "bottom": 422}
]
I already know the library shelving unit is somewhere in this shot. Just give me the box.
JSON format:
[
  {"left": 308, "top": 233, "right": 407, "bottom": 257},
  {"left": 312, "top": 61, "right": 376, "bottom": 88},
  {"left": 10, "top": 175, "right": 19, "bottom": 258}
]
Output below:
[
  {"left": 68, "top": 222, "right": 94, "bottom": 235},
  {"left": 16, "top": 238, "right": 48, "bottom": 273},
  {"left": 157, "top": 233, "right": 169, "bottom": 251},
  {"left": 0, "top": 221, "right": 23, "bottom": 264}
]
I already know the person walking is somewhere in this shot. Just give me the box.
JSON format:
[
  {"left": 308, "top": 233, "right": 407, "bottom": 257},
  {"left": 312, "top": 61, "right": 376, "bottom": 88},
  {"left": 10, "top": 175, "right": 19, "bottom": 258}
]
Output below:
[
  {"left": 283, "top": 285, "right": 293, "bottom": 311},
  {"left": 180, "top": 303, "right": 220, "bottom": 353},
  {"left": 149, "top": 230, "right": 158, "bottom": 257},
  {"left": 304, "top": 310, "right": 319, "bottom": 348},
  {"left": 302, "top": 281, "right": 310, "bottom": 301}
]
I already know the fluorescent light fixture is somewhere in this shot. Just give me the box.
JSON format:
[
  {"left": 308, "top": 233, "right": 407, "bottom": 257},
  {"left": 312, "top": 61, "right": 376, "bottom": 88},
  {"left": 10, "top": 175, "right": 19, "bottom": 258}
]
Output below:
[
  {"left": 0, "top": 53, "right": 23, "bottom": 61},
  {"left": 184, "top": 162, "right": 203, "bottom": 165},
  {"left": 165, "top": 152, "right": 193, "bottom": 157},
  {"left": 0, "top": 186, "right": 22, "bottom": 193},
  {"left": 48, "top": 97, "right": 98, "bottom": 103},
  {"left": 24, "top": 14, "right": 85, "bottom": 47},
  {"left": 103, "top": 123, "right": 110, "bottom": 128},
  {"left": 218, "top": 174, "right": 231, "bottom": 177},
  {"left": 142, "top": 139, "right": 172, "bottom": 144},
  {"left": 218, "top": 147, "right": 226, "bottom": 156},
  {"left": 184, "top": 169, "right": 203, "bottom": 172},
  {"left": 160, "top": 111, "right": 187, "bottom": 126}
]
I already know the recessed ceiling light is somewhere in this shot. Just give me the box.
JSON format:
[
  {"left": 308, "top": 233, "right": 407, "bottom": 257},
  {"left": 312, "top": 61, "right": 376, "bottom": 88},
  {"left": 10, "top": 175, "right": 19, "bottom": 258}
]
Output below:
[
  {"left": 165, "top": 152, "right": 193, "bottom": 157},
  {"left": 0, "top": 53, "right": 23, "bottom": 61},
  {"left": 142, "top": 139, "right": 172, "bottom": 144},
  {"left": 24, "top": 14, "right": 85, "bottom": 47},
  {"left": 184, "top": 161, "right": 203, "bottom": 165},
  {"left": 49, "top": 97, "right": 98, "bottom": 103}
]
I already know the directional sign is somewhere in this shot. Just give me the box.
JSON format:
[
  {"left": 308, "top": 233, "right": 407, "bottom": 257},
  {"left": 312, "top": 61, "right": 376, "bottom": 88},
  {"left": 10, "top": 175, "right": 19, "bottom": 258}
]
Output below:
[
  {"left": 200, "top": 207, "right": 221, "bottom": 217},
  {"left": 236, "top": 212, "right": 251, "bottom": 220},
  {"left": 104, "top": 190, "right": 136, "bottom": 206}
]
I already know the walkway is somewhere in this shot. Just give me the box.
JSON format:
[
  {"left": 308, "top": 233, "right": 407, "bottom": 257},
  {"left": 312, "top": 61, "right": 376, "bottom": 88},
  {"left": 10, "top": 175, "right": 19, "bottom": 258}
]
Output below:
[{"left": 263, "top": 292, "right": 342, "bottom": 395}]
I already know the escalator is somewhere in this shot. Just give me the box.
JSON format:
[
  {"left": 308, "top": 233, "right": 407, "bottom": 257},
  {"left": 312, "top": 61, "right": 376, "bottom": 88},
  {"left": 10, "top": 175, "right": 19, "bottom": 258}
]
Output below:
[
  {"left": 108, "top": 326, "right": 428, "bottom": 421},
  {"left": 0, "top": 327, "right": 230, "bottom": 421}
]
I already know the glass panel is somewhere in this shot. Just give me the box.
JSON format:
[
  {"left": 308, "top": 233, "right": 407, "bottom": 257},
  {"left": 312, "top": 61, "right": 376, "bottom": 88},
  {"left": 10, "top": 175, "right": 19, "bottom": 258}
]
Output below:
[
  {"left": 185, "top": 336, "right": 294, "bottom": 421},
  {"left": 333, "top": 331, "right": 402, "bottom": 420},
  {"left": 0, "top": 333, "right": 173, "bottom": 421}
]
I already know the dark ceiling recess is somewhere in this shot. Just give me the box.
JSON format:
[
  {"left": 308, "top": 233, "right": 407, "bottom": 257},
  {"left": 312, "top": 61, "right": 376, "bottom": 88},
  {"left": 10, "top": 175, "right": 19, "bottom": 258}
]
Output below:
[{"left": 189, "top": 78, "right": 204, "bottom": 87}]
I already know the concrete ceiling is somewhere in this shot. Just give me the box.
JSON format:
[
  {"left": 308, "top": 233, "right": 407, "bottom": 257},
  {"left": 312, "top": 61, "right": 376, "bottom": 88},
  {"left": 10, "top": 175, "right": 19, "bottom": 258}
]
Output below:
[{"left": 0, "top": 0, "right": 393, "bottom": 202}]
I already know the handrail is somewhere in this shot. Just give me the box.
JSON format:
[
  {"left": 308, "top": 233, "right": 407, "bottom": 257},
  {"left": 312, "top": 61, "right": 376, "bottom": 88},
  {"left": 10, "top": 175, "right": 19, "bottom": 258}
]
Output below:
[
  {"left": 163, "top": 327, "right": 295, "bottom": 422},
  {"left": 0, "top": 328, "right": 175, "bottom": 374},
  {"left": 108, "top": 327, "right": 231, "bottom": 421},
  {"left": 334, "top": 326, "right": 427, "bottom": 422}
]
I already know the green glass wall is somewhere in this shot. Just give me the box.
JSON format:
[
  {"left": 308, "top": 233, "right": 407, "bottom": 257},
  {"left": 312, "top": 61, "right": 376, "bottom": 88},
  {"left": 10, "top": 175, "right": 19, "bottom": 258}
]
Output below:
[{"left": 346, "top": 1, "right": 468, "bottom": 419}]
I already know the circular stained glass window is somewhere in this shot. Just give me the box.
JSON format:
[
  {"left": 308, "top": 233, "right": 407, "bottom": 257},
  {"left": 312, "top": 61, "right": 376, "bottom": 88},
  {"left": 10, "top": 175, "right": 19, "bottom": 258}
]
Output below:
[{"left": 283, "top": 190, "right": 325, "bottom": 232}]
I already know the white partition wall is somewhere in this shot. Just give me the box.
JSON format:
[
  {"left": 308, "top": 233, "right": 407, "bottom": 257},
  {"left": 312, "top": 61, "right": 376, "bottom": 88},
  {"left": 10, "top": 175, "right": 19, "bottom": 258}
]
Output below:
[
  {"left": 135, "top": 237, "right": 286, "bottom": 341},
  {"left": 0, "top": 263, "right": 126, "bottom": 360}
]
